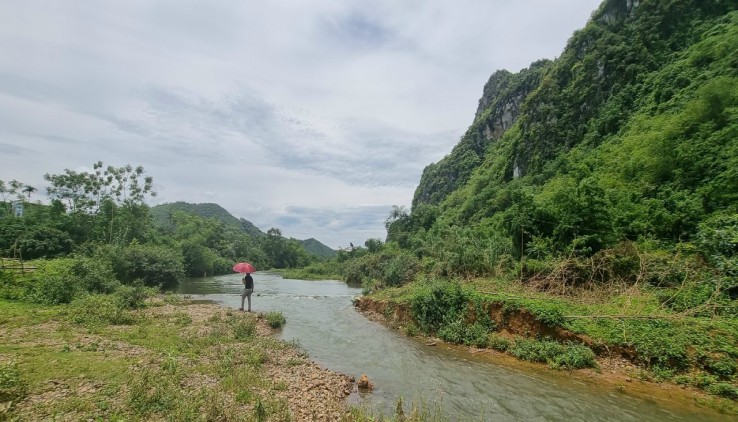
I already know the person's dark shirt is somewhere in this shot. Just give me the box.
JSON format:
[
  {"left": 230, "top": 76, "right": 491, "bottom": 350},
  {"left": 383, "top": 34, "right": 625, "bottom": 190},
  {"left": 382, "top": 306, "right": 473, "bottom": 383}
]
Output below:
[{"left": 244, "top": 274, "right": 254, "bottom": 289}]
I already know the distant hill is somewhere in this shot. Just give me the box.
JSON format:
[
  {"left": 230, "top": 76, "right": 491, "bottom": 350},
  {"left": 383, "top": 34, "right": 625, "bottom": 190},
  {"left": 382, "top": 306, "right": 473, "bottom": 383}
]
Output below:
[
  {"left": 151, "top": 203, "right": 336, "bottom": 258},
  {"left": 151, "top": 202, "right": 266, "bottom": 238},
  {"left": 299, "top": 238, "right": 336, "bottom": 259}
]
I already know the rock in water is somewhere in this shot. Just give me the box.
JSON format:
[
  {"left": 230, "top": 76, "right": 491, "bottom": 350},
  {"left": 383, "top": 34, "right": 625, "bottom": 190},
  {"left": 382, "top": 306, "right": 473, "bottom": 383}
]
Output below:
[{"left": 357, "top": 373, "right": 373, "bottom": 391}]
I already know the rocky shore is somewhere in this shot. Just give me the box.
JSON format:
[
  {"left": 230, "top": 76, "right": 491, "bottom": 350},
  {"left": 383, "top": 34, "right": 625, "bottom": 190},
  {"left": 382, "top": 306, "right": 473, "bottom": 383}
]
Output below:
[{"left": 153, "top": 302, "right": 357, "bottom": 421}]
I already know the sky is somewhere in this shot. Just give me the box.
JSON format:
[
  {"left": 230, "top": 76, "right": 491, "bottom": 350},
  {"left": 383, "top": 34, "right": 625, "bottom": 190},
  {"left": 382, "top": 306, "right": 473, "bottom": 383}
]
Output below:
[{"left": 0, "top": 0, "right": 602, "bottom": 249}]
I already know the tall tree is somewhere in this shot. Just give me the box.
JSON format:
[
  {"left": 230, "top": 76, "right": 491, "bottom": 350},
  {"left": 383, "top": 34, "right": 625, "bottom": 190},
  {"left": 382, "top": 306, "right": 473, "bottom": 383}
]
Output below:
[{"left": 22, "top": 185, "right": 36, "bottom": 202}]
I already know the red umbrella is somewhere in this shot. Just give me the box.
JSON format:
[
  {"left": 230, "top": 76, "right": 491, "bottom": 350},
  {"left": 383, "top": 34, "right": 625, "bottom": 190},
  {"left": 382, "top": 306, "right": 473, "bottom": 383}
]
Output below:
[{"left": 233, "top": 262, "right": 256, "bottom": 273}]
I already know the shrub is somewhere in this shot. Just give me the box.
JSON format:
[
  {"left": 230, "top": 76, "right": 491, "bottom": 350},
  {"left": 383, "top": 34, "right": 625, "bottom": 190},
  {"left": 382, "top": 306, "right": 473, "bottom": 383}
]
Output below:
[
  {"left": 405, "top": 322, "right": 420, "bottom": 337},
  {"left": 550, "top": 344, "right": 598, "bottom": 369},
  {"left": 0, "top": 269, "right": 24, "bottom": 300},
  {"left": 24, "top": 259, "right": 81, "bottom": 304},
  {"left": 72, "top": 256, "right": 120, "bottom": 294},
  {"left": 343, "top": 250, "right": 421, "bottom": 289},
  {"left": 0, "top": 360, "right": 27, "bottom": 404},
  {"left": 382, "top": 252, "right": 421, "bottom": 287},
  {"left": 656, "top": 282, "right": 716, "bottom": 314},
  {"left": 265, "top": 311, "right": 286, "bottom": 328},
  {"left": 69, "top": 294, "right": 135, "bottom": 326},
  {"left": 488, "top": 334, "right": 511, "bottom": 352},
  {"left": 628, "top": 320, "right": 690, "bottom": 370},
  {"left": 410, "top": 279, "right": 467, "bottom": 333},
  {"left": 233, "top": 318, "right": 256, "bottom": 340},
  {"left": 437, "top": 318, "right": 466, "bottom": 344},
  {"left": 509, "top": 338, "right": 597, "bottom": 369},
  {"left": 707, "top": 382, "right": 738, "bottom": 399},
  {"left": 107, "top": 244, "right": 185, "bottom": 288},
  {"left": 114, "top": 282, "right": 157, "bottom": 309},
  {"left": 501, "top": 299, "right": 566, "bottom": 327},
  {"left": 702, "top": 355, "right": 737, "bottom": 379},
  {"left": 14, "top": 226, "right": 74, "bottom": 259}
]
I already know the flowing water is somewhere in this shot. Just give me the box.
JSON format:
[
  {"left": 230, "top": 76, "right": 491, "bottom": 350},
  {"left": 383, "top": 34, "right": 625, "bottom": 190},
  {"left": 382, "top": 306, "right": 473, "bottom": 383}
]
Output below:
[{"left": 172, "top": 272, "right": 730, "bottom": 421}]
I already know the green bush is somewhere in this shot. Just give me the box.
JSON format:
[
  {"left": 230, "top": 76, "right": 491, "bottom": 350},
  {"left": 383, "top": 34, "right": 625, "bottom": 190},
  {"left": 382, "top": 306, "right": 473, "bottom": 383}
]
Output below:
[
  {"left": 343, "top": 253, "right": 385, "bottom": 285},
  {"left": 0, "top": 269, "right": 24, "bottom": 300},
  {"left": 405, "top": 322, "right": 420, "bottom": 337},
  {"left": 509, "top": 338, "right": 597, "bottom": 369},
  {"left": 343, "top": 250, "right": 420, "bottom": 289},
  {"left": 107, "top": 244, "right": 185, "bottom": 288},
  {"left": 69, "top": 294, "right": 135, "bottom": 326},
  {"left": 382, "top": 252, "right": 421, "bottom": 287},
  {"left": 14, "top": 226, "right": 74, "bottom": 259},
  {"left": 72, "top": 255, "right": 120, "bottom": 294},
  {"left": 265, "top": 311, "right": 286, "bottom": 328},
  {"left": 233, "top": 318, "right": 256, "bottom": 340},
  {"left": 410, "top": 279, "right": 467, "bottom": 333},
  {"left": 628, "top": 320, "right": 691, "bottom": 370},
  {"left": 656, "top": 282, "right": 716, "bottom": 314},
  {"left": 702, "top": 355, "right": 737, "bottom": 379},
  {"left": 0, "top": 360, "right": 27, "bottom": 404},
  {"left": 707, "top": 382, "right": 738, "bottom": 399},
  {"left": 550, "top": 343, "right": 598, "bottom": 370},
  {"left": 114, "top": 282, "right": 157, "bottom": 310},
  {"left": 24, "top": 259, "right": 81, "bottom": 305},
  {"left": 501, "top": 299, "right": 566, "bottom": 327},
  {"left": 438, "top": 318, "right": 492, "bottom": 348},
  {"left": 488, "top": 334, "right": 511, "bottom": 352},
  {"left": 437, "top": 318, "right": 465, "bottom": 344}
]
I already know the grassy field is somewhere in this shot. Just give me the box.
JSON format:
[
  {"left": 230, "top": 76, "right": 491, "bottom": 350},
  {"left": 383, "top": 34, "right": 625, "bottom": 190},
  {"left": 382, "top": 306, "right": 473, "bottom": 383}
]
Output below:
[{"left": 0, "top": 294, "right": 358, "bottom": 421}]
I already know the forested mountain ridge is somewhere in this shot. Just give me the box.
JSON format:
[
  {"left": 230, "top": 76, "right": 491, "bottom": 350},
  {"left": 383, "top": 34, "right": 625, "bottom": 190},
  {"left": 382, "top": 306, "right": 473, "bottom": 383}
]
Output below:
[
  {"left": 151, "top": 202, "right": 335, "bottom": 259},
  {"left": 405, "top": 0, "right": 738, "bottom": 260},
  {"left": 299, "top": 238, "right": 337, "bottom": 259},
  {"left": 151, "top": 202, "right": 265, "bottom": 238}
]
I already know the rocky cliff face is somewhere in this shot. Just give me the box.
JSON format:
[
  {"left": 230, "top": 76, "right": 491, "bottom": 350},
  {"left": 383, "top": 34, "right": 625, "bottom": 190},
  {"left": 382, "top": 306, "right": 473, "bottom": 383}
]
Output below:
[
  {"left": 412, "top": 60, "right": 550, "bottom": 209},
  {"left": 407, "top": 0, "right": 737, "bottom": 254}
]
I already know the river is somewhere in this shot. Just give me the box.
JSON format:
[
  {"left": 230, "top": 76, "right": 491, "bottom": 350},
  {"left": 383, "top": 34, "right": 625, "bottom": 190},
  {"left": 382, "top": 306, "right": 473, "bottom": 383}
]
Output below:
[{"left": 172, "top": 272, "right": 730, "bottom": 421}]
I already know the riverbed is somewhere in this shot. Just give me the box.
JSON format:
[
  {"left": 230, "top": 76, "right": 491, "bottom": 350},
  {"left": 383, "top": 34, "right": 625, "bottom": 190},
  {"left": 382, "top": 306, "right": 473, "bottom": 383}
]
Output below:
[{"left": 172, "top": 272, "right": 730, "bottom": 421}]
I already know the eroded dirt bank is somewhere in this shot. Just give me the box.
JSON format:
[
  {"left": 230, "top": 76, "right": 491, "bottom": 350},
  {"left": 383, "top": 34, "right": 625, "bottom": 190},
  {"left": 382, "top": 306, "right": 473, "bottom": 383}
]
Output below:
[{"left": 354, "top": 296, "right": 734, "bottom": 417}]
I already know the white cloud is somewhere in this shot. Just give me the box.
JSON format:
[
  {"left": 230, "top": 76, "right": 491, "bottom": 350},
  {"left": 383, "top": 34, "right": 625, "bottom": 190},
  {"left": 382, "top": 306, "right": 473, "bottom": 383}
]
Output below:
[{"left": 0, "top": 0, "right": 602, "bottom": 248}]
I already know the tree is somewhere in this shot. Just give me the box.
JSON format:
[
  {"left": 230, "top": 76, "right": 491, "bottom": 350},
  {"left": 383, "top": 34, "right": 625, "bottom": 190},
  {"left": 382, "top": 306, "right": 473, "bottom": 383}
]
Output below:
[
  {"left": 44, "top": 162, "right": 157, "bottom": 244},
  {"left": 44, "top": 161, "right": 156, "bottom": 214},
  {"left": 262, "top": 228, "right": 309, "bottom": 268},
  {"left": 365, "top": 238, "right": 384, "bottom": 253},
  {"left": 0, "top": 179, "right": 26, "bottom": 216},
  {"left": 385, "top": 205, "right": 411, "bottom": 247},
  {"left": 22, "top": 185, "right": 36, "bottom": 202}
]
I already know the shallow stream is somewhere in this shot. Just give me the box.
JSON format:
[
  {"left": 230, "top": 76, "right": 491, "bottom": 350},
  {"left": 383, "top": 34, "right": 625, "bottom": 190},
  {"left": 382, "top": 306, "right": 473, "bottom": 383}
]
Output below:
[{"left": 173, "top": 272, "right": 730, "bottom": 421}]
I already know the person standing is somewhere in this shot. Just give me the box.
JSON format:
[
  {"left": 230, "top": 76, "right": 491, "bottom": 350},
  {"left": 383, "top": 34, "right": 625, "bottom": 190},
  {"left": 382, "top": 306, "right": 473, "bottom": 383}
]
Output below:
[{"left": 240, "top": 273, "right": 254, "bottom": 312}]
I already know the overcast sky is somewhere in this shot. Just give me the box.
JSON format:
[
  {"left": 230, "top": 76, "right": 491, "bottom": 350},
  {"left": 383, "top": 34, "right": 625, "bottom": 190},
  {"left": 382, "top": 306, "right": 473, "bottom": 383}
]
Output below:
[{"left": 0, "top": 0, "right": 602, "bottom": 249}]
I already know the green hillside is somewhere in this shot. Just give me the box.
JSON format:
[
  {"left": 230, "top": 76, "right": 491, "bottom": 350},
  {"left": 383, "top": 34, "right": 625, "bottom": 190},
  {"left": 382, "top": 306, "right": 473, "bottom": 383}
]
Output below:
[
  {"left": 151, "top": 202, "right": 335, "bottom": 259},
  {"left": 343, "top": 0, "right": 738, "bottom": 406},
  {"left": 299, "top": 238, "right": 337, "bottom": 259},
  {"left": 403, "top": 0, "right": 738, "bottom": 263},
  {"left": 151, "top": 202, "right": 266, "bottom": 238}
]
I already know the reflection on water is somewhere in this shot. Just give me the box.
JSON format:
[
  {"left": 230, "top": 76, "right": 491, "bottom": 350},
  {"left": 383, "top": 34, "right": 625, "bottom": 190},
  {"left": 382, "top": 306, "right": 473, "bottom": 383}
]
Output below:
[{"left": 173, "top": 272, "right": 730, "bottom": 421}]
